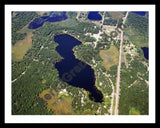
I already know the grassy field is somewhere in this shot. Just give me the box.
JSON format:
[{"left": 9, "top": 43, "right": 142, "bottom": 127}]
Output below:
[
  {"left": 55, "top": 18, "right": 79, "bottom": 28},
  {"left": 109, "top": 12, "right": 124, "bottom": 19},
  {"left": 129, "top": 107, "right": 140, "bottom": 115},
  {"left": 39, "top": 89, "right": 73, "bottom": 115},
  {"left": 99, "top": 45, "right": 119, "bottom": 71},
  {"left": 12, "top": 32, "right": 33, "bottom": 61}
]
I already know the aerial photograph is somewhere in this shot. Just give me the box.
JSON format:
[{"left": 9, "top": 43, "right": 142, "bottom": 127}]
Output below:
[{"left": 11, "top": 10, "right": 149, "bottom": 116}]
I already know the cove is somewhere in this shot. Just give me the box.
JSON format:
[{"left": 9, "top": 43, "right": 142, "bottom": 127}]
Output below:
[
  {"left": 88, "top": 11, "right": 102, "bottom": 21},
  {"left": 28, "top": 11, "right": 68, "bottom": 29},
  {"left": 54, "top": 34, "right": 103, "bottom": 102}
]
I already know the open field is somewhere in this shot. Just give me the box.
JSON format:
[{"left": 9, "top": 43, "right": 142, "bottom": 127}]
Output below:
[
  {"left": 109, "top": 12, "right": 124, "bottom": 19},
  {"left": 17, "top": 24, "right": 33, "bottom": 34},
  {"left": 99, "top": 45, "right": 119, "bottom": 71},
  {"left": 39, "top": 89, "right": 73, "bottom": 115},
  {"left": 12, "top": 32, "right": 33, "bottom": 61}
]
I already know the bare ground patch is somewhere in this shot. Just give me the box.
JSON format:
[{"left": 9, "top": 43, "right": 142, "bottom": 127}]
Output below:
[{"left": 37, "top": 11, "right": 49, "bottom": 16}]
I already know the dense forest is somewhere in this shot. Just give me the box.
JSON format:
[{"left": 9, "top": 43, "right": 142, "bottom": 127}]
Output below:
[
  {"left": 119, "top": 57, "right": 148, "bottom": 115},
  {"left": 126, "top": 13, "right": 148, "bottom": 36},
  {"left": 124, "top": 12, "right": 149, "bottom": 47}
]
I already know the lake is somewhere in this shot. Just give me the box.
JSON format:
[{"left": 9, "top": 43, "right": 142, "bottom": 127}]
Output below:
[
  {"left": 54, "top": 34, "right": 103, "bottom": 102},
  {"left": 88, "top": 11, "right": 102, "bottom": 21},
  {"left": 141, "top": 47, "right": 149, "bottom": 60},
  {"left": 131, "top": 11, "right": 146, "bottom": 16},
  {"left": 28, "top": 11, "right": 68, "bottom": 29}
]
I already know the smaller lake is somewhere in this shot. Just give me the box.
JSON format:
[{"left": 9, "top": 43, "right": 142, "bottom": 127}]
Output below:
[
  {"left": 131, "top": 11, "right": 146, "bottom": 16},
  {"left": 141, "top": 47, "right": 149, "bottom": 60},
  {"left": 88, "top": 11, "right": 102, "bottom": 21},
  {"left": 28, "top": 11, "right": 68, "bottom": 29}
]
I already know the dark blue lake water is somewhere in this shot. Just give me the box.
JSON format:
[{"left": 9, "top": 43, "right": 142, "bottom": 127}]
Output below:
[
  {"left": 131, "top": 11, "right": 146, "bottom": 16},
  {"left": 141, "top": 47, "right": 149, "bottom": 60},
  {"left": 28, "top": 11, "right": 68, "bottom": 29},
  {"left": 88, "top": 11, "right": 102, "bottom": 21},
  {"left": 54, "top": 34, "right": 103, "bottom": 102}
]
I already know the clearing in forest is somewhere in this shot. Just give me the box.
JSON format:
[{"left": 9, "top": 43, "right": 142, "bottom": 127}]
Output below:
[
  {"left": 39, "top": 89, "right": 73, "bottom": 115},
  {"left": 109, "top": 12, "right": 124, "bottom": 19},
  {"left": 99, "top": 45, "right": 119, "bottom": 71},
  {"left": 12, "top": 32, "right": 33, "bottom": 61}
]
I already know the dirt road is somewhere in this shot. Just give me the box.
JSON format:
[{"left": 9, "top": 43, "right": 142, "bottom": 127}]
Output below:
[{"left": 114, "top": 12, "right": 129, "bottom": 115}]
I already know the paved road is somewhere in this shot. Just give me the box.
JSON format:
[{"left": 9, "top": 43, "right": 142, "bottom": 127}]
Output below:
[
  {"left": 114, "top": 12, "right": 129, "bottom": 115},
  {"left": 114, "top": 31, "right": 123, "bottom": 115}
]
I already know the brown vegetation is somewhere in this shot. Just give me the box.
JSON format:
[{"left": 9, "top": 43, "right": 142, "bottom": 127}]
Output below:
[
  {"left": 12, "top": 32, "right": 33, "bottom": 61},
  {"left": 99, "top": 46, "right": 119, "bottom": 71},
  {"left": 39, "top": 89, "right": 73, "bottom": 115},
  {"left": 109, "top": 12, "right": 124, "bottom": 19}
]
